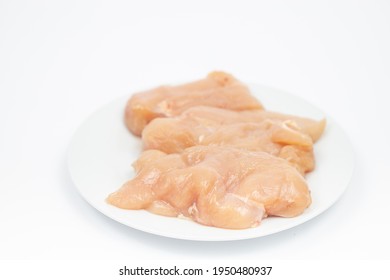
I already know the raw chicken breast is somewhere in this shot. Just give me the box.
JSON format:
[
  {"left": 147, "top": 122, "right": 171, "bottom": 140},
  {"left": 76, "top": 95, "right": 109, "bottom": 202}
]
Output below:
[
  {"left": 173, "top": 106, "right": 326, "bottom": 142},
  {"left": 107, "top": 146, "right": 311, "bottom": 229},
  {"left": 125, "top": 72, "right": 263, "bottom": 136},
  {"left": 142, "top": 106, "right": 324, "bottom": 174}
]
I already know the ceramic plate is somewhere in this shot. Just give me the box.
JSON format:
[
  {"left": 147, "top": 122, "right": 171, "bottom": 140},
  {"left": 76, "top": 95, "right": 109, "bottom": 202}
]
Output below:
[{"left": 67, "top": 84, "right": 354, "bottom": 241}]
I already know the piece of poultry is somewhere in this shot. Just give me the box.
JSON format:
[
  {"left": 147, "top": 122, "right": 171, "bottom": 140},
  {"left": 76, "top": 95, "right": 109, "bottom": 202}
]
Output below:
[
  {"left": 142, "top": 106, "right": 325, "bottom": 174},
  {"left": 125, "top": 72, "right": 263, "bottom": 136},
  {"left": 107, "top": 146, "right": 311, "bottom": 229}
]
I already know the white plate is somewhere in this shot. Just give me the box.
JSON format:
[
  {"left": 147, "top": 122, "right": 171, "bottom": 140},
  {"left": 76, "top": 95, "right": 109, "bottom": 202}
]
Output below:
[{"left": 67, "top": 84, "right": 354, "bottom": 241}]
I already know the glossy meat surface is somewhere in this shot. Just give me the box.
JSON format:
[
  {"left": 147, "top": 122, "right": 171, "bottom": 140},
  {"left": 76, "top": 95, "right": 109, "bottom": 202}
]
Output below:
[
  {"left": 107, "top": 146, "right": 311, "bottom": 229},
  {"left": 125, "top": 72, "right": 263, "bottom": 136}
]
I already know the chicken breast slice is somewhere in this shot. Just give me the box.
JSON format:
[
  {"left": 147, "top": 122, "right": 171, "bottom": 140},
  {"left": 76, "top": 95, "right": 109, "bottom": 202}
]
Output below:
[
  {"left": 142, "top": 106, "right": 323, "bottom": 174},
  {"left": 125, "top": 72, "right": 263, "bottom": 136},
  {"left": 176, "top": 106, "right": 326, "bottom": 142},
  {"left": 107, "top": 146, "right": 311, "bottom": 229}
]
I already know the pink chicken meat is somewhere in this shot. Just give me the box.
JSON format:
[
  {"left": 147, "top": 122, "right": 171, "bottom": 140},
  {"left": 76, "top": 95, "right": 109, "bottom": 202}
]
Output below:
[
  {"left": 107, "top": 72, "right": 327, "bottom": 230},
  {"left": 107, "top": 146, "right": 311, "bottom": 230},
  {"left": 125, "top": 72, "right": 263, "bottom": 136}
]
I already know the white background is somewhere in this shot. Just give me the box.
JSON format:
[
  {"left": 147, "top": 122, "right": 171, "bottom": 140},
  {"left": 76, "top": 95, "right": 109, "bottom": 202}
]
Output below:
[{"left": 1, "top": 0, "right": 389, "bottom": 260}]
